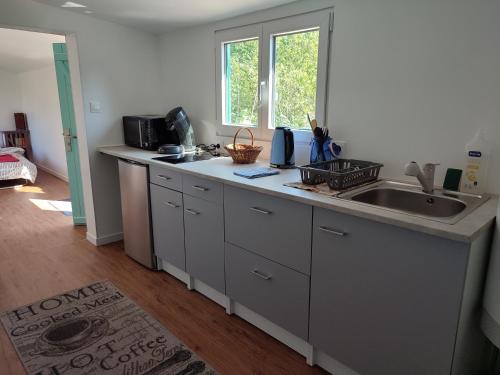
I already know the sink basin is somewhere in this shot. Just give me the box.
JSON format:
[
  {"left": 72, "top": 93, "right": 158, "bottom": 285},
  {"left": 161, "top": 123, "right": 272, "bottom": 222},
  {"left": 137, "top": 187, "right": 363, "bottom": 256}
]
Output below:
[
  {"left": 351, "top": 188, "right": 466, "bottom": 217},
  {"left": 339, "top": 180, "right": 489, "bottom": 224}
]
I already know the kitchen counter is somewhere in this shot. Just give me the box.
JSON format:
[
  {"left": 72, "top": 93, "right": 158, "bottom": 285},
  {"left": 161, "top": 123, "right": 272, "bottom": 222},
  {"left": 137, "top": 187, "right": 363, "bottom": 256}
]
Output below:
[{"left": 99, "top": 145, "right": 497, "bottom": 243}]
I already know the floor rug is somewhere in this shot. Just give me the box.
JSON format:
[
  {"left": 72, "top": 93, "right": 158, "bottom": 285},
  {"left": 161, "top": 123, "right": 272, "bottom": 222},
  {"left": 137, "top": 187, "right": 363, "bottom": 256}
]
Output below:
[{"left": 1, "top": 281, "right": 217, "bottom": 375}]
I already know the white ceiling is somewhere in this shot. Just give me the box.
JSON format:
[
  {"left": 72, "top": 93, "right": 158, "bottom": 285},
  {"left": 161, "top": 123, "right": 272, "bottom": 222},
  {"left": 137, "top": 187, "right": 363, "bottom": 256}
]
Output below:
[
  {"left": 0, "top": 28, "right": 65, "bottom": 73},
  {"left": 32, "top": 0, "right": 297, "bottom": 34}
]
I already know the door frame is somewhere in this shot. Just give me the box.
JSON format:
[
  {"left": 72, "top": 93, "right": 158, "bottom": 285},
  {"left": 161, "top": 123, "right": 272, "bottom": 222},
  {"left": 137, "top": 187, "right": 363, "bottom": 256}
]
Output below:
[{"left": 0, "top": 24, "right": 96, "bottom": 238}]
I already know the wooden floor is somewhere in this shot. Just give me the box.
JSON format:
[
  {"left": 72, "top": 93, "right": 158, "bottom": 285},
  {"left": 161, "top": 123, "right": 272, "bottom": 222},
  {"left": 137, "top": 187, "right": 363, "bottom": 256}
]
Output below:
[{"left": 0, "top": 170, "right": 326, "bottom": 374}]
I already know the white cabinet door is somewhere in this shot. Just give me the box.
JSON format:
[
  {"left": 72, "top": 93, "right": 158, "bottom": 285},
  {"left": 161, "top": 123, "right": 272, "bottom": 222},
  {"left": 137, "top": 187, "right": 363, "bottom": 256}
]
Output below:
[
  {"left": 184, "top": 195, "right": 225, "bottom": 293},
  {"left": 150, "top": 183, "right": 185, "bottom": 270},
  {"left": 310, "top": 208, "right": 468, "bottom": 375}
]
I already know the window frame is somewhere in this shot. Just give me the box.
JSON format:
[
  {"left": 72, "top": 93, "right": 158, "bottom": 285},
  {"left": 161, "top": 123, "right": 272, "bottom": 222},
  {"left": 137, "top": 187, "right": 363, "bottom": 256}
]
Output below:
[
  {"left": 215, "top": 24, "right": 263, "bottom": 137},
  {"left": 215, "top": 9, "right": 332, "bottom": 142}
]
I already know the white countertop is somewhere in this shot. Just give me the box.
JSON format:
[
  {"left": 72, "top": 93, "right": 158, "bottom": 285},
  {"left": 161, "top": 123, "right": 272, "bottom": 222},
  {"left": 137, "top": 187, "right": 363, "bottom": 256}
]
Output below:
[{"left": 98, "top": 145, "right": 497, "bottom": 243}]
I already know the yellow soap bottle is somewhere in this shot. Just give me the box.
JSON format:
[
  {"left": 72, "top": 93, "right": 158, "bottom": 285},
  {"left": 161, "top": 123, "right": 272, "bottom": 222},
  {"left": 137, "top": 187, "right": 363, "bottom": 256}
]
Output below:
[{"left": 461, "top": 129, "right": 490, "bottom": 194}]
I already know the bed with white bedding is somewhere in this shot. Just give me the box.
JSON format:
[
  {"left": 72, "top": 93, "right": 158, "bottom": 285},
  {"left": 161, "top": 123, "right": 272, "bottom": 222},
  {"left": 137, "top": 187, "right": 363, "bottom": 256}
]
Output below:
[{"left": 0, "top": 147, "right": 37, "bottom": 183}]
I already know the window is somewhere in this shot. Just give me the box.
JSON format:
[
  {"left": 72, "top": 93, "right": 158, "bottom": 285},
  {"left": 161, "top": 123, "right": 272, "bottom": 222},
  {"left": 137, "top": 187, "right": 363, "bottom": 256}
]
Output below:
[
  {"left": 223, "top": 38, "right": 259, "bottom": 126},
  {"left": 271, "top": 29, "right": 320, "bottom": 130},
  {"left": 216, "top": 10, "right": 332, "bottom": 140}
]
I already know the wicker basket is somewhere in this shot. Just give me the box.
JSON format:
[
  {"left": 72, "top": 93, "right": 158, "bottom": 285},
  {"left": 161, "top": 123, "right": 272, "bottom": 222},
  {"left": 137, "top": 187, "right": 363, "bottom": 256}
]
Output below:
[{"left": 224, "top": 127, "right": 263, "bottom": 164}]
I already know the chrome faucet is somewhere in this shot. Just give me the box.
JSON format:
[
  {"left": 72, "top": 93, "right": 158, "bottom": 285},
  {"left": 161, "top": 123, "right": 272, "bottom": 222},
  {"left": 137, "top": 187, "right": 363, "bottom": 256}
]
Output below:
[{"left": 404, "top": 162, "right": 439, "bottom": 193}]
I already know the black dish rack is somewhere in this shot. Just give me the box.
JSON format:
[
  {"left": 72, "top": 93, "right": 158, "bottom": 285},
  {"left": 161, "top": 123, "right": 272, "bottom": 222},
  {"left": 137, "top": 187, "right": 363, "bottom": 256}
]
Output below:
[{"left": 298, "top": 159, "right": 383, "bottom": 190}]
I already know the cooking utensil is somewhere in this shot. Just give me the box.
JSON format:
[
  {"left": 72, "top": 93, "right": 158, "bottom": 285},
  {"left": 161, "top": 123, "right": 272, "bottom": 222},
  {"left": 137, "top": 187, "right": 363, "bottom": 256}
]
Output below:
[{"left": 307, "top": 113, "right": 318, "bottom": 130}]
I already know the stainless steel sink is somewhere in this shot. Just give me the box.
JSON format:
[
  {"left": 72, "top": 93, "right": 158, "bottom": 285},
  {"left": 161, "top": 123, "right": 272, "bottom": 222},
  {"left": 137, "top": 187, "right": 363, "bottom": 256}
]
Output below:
[{"left": 339, "top": 180, "right": 489, "bottom": 224}]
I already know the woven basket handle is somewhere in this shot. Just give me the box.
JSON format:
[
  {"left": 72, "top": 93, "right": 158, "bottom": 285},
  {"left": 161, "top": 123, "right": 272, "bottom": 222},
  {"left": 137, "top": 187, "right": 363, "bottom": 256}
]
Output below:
[{"left": 233, "top": 127, "right": 255, "bottom": 147}]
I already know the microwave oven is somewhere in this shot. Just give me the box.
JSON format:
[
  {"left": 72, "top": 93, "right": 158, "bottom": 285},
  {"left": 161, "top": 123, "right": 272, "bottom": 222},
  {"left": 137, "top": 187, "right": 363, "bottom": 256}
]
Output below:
[{"left": 123, "top": 115, "right": 167, "bottom": 151}]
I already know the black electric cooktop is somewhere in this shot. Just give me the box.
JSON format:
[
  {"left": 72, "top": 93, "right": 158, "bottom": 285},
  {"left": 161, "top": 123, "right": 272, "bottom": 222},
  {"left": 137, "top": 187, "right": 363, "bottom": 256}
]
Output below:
[{"left": 153, "top": 151, "right": 220, "bottom": 164}]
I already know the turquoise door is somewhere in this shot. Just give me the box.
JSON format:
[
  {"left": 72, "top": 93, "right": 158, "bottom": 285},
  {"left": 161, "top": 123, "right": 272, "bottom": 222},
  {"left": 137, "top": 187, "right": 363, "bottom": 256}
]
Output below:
[{"left": 53, "top": 43, "right": 86, "bottom": 225}]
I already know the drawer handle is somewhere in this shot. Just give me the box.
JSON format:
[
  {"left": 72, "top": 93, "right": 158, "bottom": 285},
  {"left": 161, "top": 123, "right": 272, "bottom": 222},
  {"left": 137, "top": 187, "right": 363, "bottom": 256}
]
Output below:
[
  {"left": 164, "top": 201, "right": 179, "bottom": 208},
  {"left": 192, "top": 185, "right": 209, "bottom": 192},
  {"left": 250, "top": 207, "right": 272, "bottom": 215},
  {"left": 157, "top": 175, "right": 171, "bottom": 181},
  {"left": 319, "top": 226, "right": 347, "bottom": 237},
  {"left": 251, "top": 269, "right": 272, "bottom": 280},
  {"left": 185, "top": 208, "right": 200, "bottom": 216}
]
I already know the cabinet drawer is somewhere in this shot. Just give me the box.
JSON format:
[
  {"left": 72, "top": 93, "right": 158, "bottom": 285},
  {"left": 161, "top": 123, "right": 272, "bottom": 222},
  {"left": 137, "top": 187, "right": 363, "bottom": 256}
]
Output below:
[
  {"left": 182, "top": 174, "right": 223, "bottom": 204},
  {"left": 150, "top": 165, "right": 183, "bottom": 191},
  {"left": 184, "top": 195, "right": 225, "bottom": 293},
  {"left": 225, "top": 243, "right": 310, "bottom": 340},
  {"left": 150, "top": 184, "right": 185, "bottom": 270},
  {"left": 224, "top": 185, "right": 312, "bottom": 274}
]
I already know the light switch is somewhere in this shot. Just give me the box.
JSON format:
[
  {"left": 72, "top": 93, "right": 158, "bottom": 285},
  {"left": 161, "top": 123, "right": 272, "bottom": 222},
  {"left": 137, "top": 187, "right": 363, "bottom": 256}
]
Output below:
[{"left": 89, "top": 101, "right": 101, "bottom": 113}]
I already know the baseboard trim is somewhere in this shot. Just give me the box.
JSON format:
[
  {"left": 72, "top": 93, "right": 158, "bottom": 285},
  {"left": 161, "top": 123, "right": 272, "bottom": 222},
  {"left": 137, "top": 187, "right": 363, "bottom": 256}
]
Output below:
[
  {"left": 86, "top": 231, "right": 123, "bottom": 246},
  {"left": 162, "top": 261, "right": 190, "bottom": 284},
  {"left": 35, "top": 163, "right": 69, "bottom": 182},
  {"left": 161, "top": 260, "right": 228, "bottom": 306},
  {"left": 159, "top": 259, "right": 358, "bottom": 375}
]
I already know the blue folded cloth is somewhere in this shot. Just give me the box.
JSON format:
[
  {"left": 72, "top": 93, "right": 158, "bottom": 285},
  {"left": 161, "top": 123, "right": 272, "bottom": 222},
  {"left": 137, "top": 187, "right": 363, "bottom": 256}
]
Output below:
[{"left": 234, "top": 167, "right": 280, "bottom": 179}]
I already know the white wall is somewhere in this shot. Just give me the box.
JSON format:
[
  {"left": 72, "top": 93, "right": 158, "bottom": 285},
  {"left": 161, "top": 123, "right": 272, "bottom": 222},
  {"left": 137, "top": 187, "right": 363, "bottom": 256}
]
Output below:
[
  {"left": 3, "top": 0, "right": 499, "bottom": 242},
  {"left": 329, "top": 0, "right": 500, "bottom": 194},
  {"left": 158, "top": 0, "right": 500, "bottom": 194},
  {"left": 0, "top": 0, "right": 164, "bottom": 241},
  {"left": 0, "top": 68, "right": 22, "bottom": 132},
  {"left": 18, "top": 65, "right": 68, "bottom": 180}
]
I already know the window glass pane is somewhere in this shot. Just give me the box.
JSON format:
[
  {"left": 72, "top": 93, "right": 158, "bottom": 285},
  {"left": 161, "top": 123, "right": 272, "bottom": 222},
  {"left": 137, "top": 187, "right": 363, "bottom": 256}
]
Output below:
[
  {"left": 224, "top": 38, "right": 259, "bottom": 126},
  {"left": 272, "top": 29, "right": 319, "bottom": 130}
]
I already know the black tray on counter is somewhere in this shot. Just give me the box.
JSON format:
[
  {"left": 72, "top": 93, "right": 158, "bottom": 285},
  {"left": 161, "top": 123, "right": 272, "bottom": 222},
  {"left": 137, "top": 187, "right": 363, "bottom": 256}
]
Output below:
[{"left": 298, "top": 159, "right": 383, "bottom": 190}]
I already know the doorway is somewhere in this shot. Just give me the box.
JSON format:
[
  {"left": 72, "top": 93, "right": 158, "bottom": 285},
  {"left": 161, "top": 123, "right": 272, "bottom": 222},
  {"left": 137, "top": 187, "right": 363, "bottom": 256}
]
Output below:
[{"left": 0, "top": 27, "right": 85, "bottom": 225}]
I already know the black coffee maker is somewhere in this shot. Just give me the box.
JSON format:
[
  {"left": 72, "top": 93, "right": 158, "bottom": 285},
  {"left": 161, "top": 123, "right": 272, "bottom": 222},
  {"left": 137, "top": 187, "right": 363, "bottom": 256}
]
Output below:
[{"left": 164, "top": 107, "right": 196, "bottom": 152}]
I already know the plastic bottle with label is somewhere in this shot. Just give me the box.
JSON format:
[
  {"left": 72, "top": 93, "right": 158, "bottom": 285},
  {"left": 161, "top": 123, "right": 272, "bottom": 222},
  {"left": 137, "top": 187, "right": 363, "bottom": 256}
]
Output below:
[{"left": 461, "top": 129, "right": 490, "bottom": 194}]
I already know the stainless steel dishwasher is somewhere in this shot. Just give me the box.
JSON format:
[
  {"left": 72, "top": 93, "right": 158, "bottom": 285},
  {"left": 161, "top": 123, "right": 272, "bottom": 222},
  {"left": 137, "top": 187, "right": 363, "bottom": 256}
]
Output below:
[{"left": 118, "top": 158, "right": 157, "bottom": 269}]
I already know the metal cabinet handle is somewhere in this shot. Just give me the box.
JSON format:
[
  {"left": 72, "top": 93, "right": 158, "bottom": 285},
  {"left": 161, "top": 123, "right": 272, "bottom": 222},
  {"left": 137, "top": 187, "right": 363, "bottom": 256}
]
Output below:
[
  {"left": 157, "top": 175, "right": 171, "bottom": 181},
  {"left": 319, "top": 226, "right": 347, "bottom": 237},
  {"left": 259, "top": 81, "right": 266, "bottom": 103},
  {"left": 164, "top": 201, "right": 179, "bottom": 208},
  {"left": 250, "top": 207, "right": 272, "bottom": 215},
  {"left": 185, "top": 208, "right": 200, "bottom": 216},
  {"left": 192, "top": 185, "right": 209, "bottom": 192},
  {"left": 251, "top": 269, "right": 272, "bottom": 280}
]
